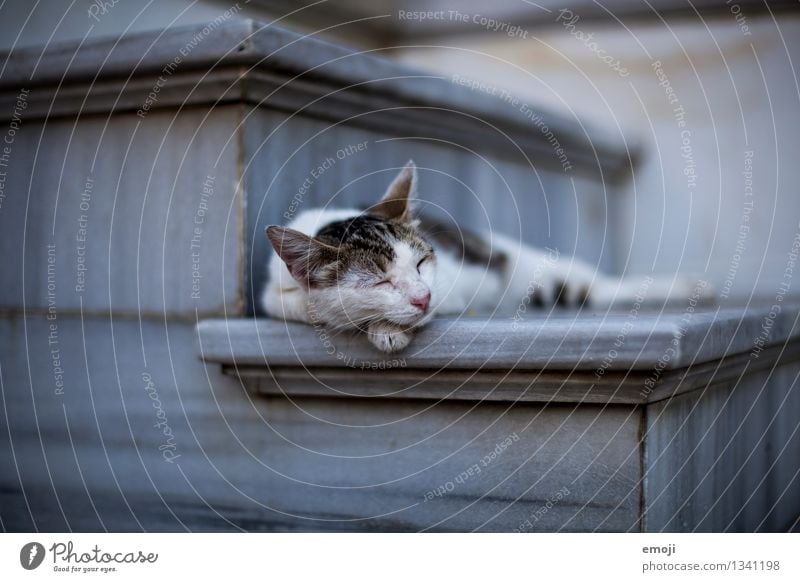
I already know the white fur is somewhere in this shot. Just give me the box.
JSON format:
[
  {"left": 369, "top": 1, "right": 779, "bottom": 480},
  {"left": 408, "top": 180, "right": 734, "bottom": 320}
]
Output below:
[
  {"left": 263, "top": 164, "right": 713, "bottom": 353},
  {"left": 263, "top": 208, "right": 437, "bottom": 345},
  {"left": 263, "top": 209, "right": 712, "bottom": 326},
  {"left": 262, "top": 208, "right": 360, "bottom": 324},
  {"left": 433, "top": 230, "right": 712, "bottom": 314}
]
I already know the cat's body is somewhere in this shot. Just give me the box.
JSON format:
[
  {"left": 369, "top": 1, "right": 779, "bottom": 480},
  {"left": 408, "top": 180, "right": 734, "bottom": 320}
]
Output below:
[{"left": 264, "top": 162, "right": 711, "bottom": 352}]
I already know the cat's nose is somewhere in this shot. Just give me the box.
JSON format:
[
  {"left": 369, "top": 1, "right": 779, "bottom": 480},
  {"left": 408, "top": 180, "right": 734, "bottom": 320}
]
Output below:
[{"left": 411, "top": 291, "right": 431, "bottom": 313}]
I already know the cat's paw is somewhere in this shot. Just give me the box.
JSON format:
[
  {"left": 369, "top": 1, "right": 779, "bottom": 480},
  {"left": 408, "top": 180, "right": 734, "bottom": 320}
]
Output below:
[{"left": 367, "top": 323, "right": 412, "bottom": 353}]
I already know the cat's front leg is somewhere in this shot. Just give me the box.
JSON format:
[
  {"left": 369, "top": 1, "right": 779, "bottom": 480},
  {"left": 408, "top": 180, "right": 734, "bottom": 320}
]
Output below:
[{"left": 366, "top": 321, "right": 412, "bottom": 353}]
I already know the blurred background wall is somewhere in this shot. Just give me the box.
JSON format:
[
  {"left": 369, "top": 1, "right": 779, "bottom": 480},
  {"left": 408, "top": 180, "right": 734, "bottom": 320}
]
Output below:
[
  {"left": 390, "top": 8, "right": 800, "bottom": 302},
  {"left": 3, "top": 0, "right": 799, "bottom": 301}
]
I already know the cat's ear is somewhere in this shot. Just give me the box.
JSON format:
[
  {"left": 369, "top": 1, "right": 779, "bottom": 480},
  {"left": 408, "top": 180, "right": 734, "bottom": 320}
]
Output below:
[
  {"left": 370, "top": 160, "right": 417, "bottom": 222},
  {"left": 266, "top": 226, "right": 337, "bottom": 288}
]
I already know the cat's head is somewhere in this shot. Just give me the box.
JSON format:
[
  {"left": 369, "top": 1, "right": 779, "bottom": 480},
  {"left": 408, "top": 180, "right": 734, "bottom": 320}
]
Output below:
[{"left": 266, "top": 161, "right": 437, "bottom": 329}]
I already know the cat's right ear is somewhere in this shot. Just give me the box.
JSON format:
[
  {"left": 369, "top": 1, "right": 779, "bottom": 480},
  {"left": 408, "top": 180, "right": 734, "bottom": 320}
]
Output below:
[
  {"left": 370, "top": 160, "right": 417, "bottom": 222},
  {"left": 266, "top": 226, "right": 336, "bottom": 288}
]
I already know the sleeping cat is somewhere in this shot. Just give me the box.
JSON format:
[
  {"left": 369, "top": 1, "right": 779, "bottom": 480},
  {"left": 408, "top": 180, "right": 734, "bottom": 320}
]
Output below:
[{"left": 263, "top": 161, "right": 711, "bottom": 353}]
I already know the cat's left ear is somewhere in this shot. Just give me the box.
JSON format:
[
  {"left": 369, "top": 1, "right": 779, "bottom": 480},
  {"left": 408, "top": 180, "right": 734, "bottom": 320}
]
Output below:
[{"left": 370, "top": 160, "right": 417, "bottom": 222}]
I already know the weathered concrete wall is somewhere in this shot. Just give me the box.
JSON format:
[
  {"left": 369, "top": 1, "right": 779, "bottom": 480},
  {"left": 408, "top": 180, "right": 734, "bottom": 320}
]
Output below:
[
  {"left": 645, "top": 361, "right": 800, "bottom": 532},
  {"left": 0, "top": 106, "right": 245, "bottom": 317}
]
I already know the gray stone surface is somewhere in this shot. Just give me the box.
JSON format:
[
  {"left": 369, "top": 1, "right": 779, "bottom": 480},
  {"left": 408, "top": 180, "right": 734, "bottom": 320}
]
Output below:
[
  {"left": 195, "top": 306, "right": 800, "bottom": 532},
  {"left": 244, "top": 397, "right": 642, "bottom": 532},
  {"left": 644, "top": 362, "right": 800, "bottom": 532},
  {"left": 0, "top": 313, "right": 640, "bottom": 532},
  {"left": 197, "top": 306, "right": 800, "bottom": 372},
  {"left": 0, "top": 106, "right": 244, "bottom": 316},
  {"left": 0, "top": 19, "right": 631, "bottom": 178},
  {"left": 4, "top": 308, "right": 796, "bottom": 531}
]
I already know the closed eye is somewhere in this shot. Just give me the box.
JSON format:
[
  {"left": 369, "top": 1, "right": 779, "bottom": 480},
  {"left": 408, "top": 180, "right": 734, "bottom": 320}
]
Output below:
[
  {"left": 417, "top": 256, "right": 430, "bottom": 271},
  {"left": 374, "top": 279, "right": 393, "bottom": 288}
]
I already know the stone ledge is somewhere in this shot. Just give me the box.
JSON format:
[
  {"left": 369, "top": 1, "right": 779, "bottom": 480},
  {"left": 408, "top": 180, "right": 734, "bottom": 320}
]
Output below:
[
  {"left": 197, "top": 305, "right": 800, "bottom": 403},
  {"left": 0, "top": 19, "right": 631, "bottom": 177}
]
